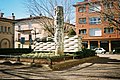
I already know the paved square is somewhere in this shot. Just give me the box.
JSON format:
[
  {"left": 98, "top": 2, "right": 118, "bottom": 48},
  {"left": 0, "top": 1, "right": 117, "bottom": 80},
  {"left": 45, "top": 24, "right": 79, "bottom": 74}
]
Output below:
[{"left": 0, "top": 54, "right": 120, "bottom": 80}]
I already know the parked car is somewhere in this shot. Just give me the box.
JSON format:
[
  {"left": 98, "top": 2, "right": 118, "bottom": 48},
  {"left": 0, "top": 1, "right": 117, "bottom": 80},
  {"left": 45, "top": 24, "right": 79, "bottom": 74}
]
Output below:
[
  {"left": 93, "top": 48, "right": 106, "bottom": 54},
  {"left": 113, "top": 47, "right": 120, "bottom": 54}
]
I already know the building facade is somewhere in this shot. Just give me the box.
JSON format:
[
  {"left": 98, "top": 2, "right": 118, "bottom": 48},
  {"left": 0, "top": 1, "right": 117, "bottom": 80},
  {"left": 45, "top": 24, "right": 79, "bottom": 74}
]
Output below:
[
  {"left": 15, "top": 16, "right": 75, "bottom": 49},
  {"left": 0, "top": 13, "right": 15, "bottom": 48},
  {"left": 74, "top": 0, "right": 120, "bottom": 52}
]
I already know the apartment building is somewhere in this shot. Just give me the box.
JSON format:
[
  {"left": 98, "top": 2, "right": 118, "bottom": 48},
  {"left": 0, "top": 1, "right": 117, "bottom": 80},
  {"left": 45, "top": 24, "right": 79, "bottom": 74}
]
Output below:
[
  {"left": 15, "top": 16, "right": 75, "bottom": 48},
  {"left": 0, "top": 13, "right": 15, "bottom": 48},
  {"left": 74, "top": 0, "right": 120, "bottom": 52}
]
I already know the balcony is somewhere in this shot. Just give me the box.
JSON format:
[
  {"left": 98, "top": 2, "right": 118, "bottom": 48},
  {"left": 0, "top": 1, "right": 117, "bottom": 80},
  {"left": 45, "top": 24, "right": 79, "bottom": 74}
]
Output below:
[{"left": 16, "top": 29, "right": 33, "bottom": 34}]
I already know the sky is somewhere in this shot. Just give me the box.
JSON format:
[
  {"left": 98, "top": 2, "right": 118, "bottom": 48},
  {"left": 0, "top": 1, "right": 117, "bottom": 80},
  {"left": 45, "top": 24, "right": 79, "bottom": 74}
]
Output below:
[
  {"left": 0, "top": 0, "right": 27, "bottom": 19},
  {"left": 0, "top": 0, "right": 84, "bottom": 19}
]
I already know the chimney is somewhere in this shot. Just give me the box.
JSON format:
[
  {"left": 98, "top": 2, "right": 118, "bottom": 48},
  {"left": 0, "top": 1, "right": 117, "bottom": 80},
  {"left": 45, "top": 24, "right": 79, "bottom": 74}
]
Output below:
[
  {"left": 39, "top": 13, "right": 42, "bottom": 16},
  {"left": 30, "top": 15, "right": 32, "bottom": 18},
  {"left": 12, "top": 13, "right": 15, "bottom": 20},
  {"left": 0, "top": 13, "right": 4, "bottom": 17}
]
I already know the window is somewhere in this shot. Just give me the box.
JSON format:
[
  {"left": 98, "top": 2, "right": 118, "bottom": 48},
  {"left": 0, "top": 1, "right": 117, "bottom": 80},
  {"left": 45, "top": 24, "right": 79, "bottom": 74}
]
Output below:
[
  {"left": 79, "top": 29, "right": 86, "bottom": 34},
  {"left": 0, "top": 26, "right": 1, "bottom": 32},
  {"left": 89, "top": 3, "right": 101, "bottom": 12},
  {"left": 1, "top": 26, "right": 3, "bottom": 32},
  {"left": 79, "top": 7, "right": 86, "bottom": 12},
  {"left": 3, "top": 27, "right": 5, "bottom": 32},
  {"left": 89, "top": 28, "right": 102, "bottom": 36},
  {"left": 5, "top": 27, "right": 7, "bottom": 32},
  {"left": 18, "top": 33, "right": 21, "bottom": 41},
  {"left": 104, "top": 27, "right": 114, "bottom": 33},
  {"left": 18, "top": 44, "right": 20, "bottom": 48},
  {"left": 28, "top": 22, "right": 32, "bottom": 29},
  {"left": 118, "top": 2, "right": 120, "bottom": 8},
  {"left": 8, "top": 27, "right": 10, "bottom": 33},
  {"left": 18, "top": 25, "right": 21, "bottom": 31},
  {"left": 78, "top": 7, "right": 86, "bottom": 12},
  {"left": 104, "top": 2, "right": 113, "bottom": 9},
  {"left": 79, "top": 18, "right": 86, "bottom": 24},
  {"left": 78, "top": 5, "right": 86, "bottom": 12},
  {"left": 89, "top": 17, "right": 101, "bottom": 24}
]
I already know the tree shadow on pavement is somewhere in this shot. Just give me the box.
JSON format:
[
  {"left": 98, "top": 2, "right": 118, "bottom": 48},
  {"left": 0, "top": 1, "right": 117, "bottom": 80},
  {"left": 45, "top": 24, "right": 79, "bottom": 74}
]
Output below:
[
  {"left": 88, "top": 57, "right": 120, "bottom": 64},
  {"left": 63, "top": 55, "right": 120, "bottom": 73},
  {"left": 61, "top": 55, "right": 120, "bottom": 80}
]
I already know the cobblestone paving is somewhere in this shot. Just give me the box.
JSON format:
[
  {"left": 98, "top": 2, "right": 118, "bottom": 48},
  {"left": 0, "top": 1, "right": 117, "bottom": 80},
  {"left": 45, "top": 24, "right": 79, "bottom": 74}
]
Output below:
[{"left": 0, "top": 54, "right": 120, "bottom": 80}]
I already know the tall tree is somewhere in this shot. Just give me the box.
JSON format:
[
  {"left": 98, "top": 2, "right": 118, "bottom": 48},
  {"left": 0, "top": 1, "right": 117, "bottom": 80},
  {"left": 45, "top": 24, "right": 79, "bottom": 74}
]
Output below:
[{"left": 24, "top": 0, "right": 74, "bottom": 36}]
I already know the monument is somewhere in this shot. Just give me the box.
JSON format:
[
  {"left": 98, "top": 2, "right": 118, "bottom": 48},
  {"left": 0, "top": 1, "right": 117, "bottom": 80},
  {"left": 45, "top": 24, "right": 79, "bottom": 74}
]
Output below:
[{"left": 54, "top": 6, "right": 64, "bottom": 55}]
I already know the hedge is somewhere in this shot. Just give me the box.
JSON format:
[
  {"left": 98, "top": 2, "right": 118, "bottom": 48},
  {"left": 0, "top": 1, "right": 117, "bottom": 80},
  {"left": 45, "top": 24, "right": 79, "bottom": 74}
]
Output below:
[
  {"left": 0, "top": 48, "right": 33, "bottom": 55},
  {"left": 74, "top": 48, "right": 96, "bottom": 58}
]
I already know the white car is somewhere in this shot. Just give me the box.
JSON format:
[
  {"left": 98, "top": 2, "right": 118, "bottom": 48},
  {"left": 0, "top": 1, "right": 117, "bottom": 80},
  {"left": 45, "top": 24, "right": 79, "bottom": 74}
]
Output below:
[{"left": 93, "top": 48, "right": 106, "bottom": 54}]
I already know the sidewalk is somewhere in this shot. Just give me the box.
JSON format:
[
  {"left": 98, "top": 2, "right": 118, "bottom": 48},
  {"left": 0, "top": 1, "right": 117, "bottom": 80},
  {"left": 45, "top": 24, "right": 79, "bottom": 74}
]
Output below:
[{"left": 0, "top": 54, "right": 120, "bottom": 79}]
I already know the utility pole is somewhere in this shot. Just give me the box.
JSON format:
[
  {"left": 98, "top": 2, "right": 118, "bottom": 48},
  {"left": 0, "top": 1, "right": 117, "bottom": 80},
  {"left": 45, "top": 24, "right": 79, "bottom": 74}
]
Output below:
[{"left": 54, "top": 6, "right": 64, "bottom": 55}]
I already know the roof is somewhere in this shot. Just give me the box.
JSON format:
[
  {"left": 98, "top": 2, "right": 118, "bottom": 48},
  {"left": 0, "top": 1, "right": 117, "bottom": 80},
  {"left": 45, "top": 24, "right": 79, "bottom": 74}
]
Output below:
[
  {"left": 16, "top": 16, "right": 53, "bottom": 21},
  {"left": 15, "top": 16, "right": 75, "bottom": 27},
  {"left": 0, "top": 17, "right": 15, "bottom": 23},
  {"left": 73, "top": 0, "right": 101, "bottom": 7}
]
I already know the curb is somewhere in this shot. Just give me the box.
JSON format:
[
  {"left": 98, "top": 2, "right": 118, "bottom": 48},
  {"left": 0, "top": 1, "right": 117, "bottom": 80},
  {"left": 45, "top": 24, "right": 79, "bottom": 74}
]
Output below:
[{"left": 51, "top": 56, "right": 98, "bottom": 71}]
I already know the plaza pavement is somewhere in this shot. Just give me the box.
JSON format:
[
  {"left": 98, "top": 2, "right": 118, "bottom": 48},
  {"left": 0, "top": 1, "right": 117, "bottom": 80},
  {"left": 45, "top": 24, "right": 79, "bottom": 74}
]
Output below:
[{"left": 0, "top": 54, "right": 120, "bottom": 80}]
